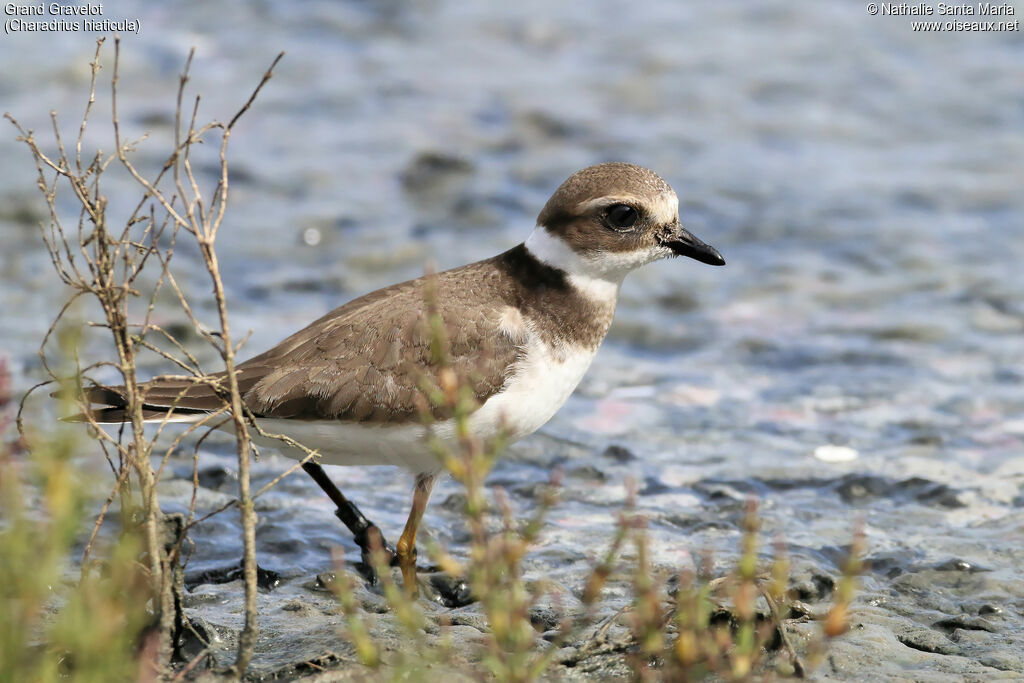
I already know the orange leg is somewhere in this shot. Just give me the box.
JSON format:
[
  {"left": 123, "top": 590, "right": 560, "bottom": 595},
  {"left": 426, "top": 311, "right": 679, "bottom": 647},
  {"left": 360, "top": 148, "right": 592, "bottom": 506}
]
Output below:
[{"left": 396, "top": 473, "right": 436, "bottom": 597}]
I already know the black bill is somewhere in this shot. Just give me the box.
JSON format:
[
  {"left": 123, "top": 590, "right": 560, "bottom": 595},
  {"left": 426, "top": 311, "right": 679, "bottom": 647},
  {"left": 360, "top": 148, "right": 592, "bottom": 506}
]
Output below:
[{"left": 660, "top": 225, "right": 725, "bottom": 266}]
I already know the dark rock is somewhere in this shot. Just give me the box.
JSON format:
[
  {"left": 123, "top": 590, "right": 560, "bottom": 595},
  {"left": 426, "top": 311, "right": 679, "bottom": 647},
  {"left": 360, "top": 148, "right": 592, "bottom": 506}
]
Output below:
[
  {"left": 184, "top": 562, "right": 281, "bottom": 592},
  {"left": 897, "top": 629, "right": 959, "bottom": 655},
  {"left": 429, "top": 574, "right": 475, "bottom": 608},
  {"left": 528, "top": 605, "right": 563, "bottom": 632},
  {"left": 903, "top": 478, "right": 965, "bottom": 508},
  {"left": 835, "top": 475, "right": 892, "bottom": 504},
  {"left": 602, "top": 444, "right": 636, "bottom": 462},
  {"left": 511, "top": 482, "right": 552, "bottom": 500},
  {"left": 694, "top": 478, "right": 760, "bottom": 496},
  {"left": 0, "top": 198, "right": 45, "bottom": 227},
  {"left": 278, "top": 599, "right": 325, "bottom": 619},
  {"left": 663, "top": 514, "right": 735, "bottom": 532},
  {"left": 834, "top": 474, "right": 965, "bottom": 508},
  {"left": 862, "top": 553, "right": 908, "bottom": 579},
  {"left": 400, "top": 151, "right": 473, "bottom": 193},
  {"left": 162, "top": 321, "right": 202, "bottom": 346},
  {"left": 933, "top": 615, "right": 998, "bottom": 633},
  {"left": 639, "top": 476, "right": 672, "bottom": 496},
  {"left": 440, "top": 492, "right": 468, "bottom": 513},
  {"left": 197, "top": 465, "right": 235, "bottom": 491},
  {"left": 790, "top": 572, "right": 836, "bottom": 602},
  {"left": 257, "top": 565, "right": 283, "bottom": 591},
  {"left": 315, "top": 572, "right": 337, "bottom": 591},
  {"left": 931, "top": 558, "right": 991, "bottom": 573},
  {"left": 788, "top": 601, "right": 814, "bottom": 619},
  {"left": 567, "top": 465, "right": 607, "bottom": 482}
]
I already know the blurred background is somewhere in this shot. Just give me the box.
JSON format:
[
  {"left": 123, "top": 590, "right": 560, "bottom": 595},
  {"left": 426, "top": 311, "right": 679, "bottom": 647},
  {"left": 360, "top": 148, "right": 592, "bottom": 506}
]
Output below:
[{"left": 1, "top": 1, "right": 1022, "bottom": 676}]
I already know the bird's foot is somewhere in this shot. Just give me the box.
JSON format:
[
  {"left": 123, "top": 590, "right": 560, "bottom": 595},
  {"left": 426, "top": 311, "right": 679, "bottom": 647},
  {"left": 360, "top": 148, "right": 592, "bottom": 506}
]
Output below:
[
  {"left": 352, "top": 525, "right": 396, "bottom": 585},
  {"left": 349, "top": 527, "right": 472, "bottom": 606},
  {"left": 351, "top": 565, "right": 472, "bottom": 607}
]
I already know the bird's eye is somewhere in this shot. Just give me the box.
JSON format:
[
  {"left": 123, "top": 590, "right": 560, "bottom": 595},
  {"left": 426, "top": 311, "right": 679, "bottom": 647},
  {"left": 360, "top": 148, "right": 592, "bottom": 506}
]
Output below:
[{"left": 606, "top": 204, "right": 639, "bottom": 229}]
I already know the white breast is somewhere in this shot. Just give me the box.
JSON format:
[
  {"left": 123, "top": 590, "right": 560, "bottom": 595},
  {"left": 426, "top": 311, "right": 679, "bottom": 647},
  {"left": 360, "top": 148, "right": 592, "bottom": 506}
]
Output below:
[{"left": 467, "top": 336, "right": 597, "bottom": 442}]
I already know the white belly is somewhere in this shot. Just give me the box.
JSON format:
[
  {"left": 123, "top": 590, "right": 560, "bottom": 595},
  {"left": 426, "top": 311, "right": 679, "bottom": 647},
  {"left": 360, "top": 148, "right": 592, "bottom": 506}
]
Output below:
[
  {"left": 249, "top": 339, "right": 598, "bottom": 473},
  {"left": 467, "top": 338, "right": 597, "bottom": 442}
]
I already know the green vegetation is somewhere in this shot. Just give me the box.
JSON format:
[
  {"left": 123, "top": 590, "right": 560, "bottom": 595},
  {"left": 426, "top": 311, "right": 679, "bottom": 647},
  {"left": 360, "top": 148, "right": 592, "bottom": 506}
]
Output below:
[{"left": 0, "top": 361, "right": 154, "bottom": 683}]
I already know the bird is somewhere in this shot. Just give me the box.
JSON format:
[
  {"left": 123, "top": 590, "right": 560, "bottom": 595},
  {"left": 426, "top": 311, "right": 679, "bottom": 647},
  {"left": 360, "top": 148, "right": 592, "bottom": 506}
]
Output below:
[{"left": 79, "top": 162, "right": 725, "bottom": 596}]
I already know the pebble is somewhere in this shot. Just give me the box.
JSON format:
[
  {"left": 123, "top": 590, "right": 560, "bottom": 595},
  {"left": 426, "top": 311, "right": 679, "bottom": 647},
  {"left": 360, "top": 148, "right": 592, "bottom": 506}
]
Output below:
[{"left": 813, "top": 445, "right": 858, "bottom": 463}]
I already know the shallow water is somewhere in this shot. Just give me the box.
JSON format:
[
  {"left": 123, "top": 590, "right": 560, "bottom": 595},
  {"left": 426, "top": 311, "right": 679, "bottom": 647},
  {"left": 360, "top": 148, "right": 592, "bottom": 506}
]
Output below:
[{"left": 2, "top": 0, "right": 1023, "bottom": 678}]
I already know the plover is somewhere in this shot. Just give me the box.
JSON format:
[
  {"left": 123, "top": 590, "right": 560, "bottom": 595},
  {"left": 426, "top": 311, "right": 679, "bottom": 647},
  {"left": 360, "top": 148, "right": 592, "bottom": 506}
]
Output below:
[{"left": 81, "top": 162, "right": 724, "bottom": 593}]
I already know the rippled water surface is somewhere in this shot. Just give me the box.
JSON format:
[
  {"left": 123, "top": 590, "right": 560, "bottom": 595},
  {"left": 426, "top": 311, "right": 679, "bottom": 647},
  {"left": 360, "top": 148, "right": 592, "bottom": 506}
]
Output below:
[{"left": 2, "top": 1, "right": 1023, "bottom": 678}]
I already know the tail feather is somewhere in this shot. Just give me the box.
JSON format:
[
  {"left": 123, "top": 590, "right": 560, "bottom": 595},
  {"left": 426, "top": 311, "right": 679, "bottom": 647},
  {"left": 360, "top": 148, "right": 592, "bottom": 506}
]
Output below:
[
  {"left": 82, "top": 377, "right": 233, "bottom": 410},
  {"left": 69, "top": 375, "right": 240, "bottom": 425},
  {"left": 68, "top": 360, "right": 271, "bottom": 425}
]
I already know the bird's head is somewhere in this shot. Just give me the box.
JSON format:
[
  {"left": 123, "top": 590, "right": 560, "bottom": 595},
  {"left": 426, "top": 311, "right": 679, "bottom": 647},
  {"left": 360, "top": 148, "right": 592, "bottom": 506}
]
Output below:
[{"left": 527, "top": 163, "right": 724, "bottom": 286}]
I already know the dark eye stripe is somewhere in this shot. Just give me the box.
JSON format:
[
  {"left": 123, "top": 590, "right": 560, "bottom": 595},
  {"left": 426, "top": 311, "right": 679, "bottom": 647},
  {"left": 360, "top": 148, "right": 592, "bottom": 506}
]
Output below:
[{"left": 607, "top": 204, "right": 638, "bottom": 229}]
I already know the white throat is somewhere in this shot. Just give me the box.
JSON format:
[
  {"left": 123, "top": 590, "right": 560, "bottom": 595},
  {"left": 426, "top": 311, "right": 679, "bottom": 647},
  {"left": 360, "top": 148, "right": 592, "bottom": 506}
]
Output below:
[{"left": 524, "top": 226, "right": 624, "bottom": 303}]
